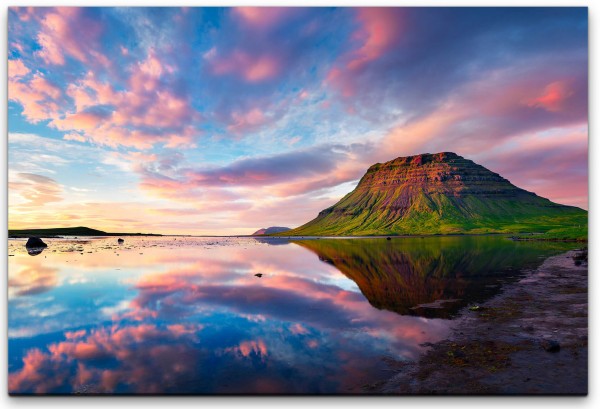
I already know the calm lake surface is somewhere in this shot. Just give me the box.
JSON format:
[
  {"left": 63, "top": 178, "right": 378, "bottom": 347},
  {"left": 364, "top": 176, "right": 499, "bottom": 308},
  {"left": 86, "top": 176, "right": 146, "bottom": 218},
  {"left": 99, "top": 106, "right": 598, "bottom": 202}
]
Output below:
[{"left": 8, "top": 235, "right": 579, "bottom": 394}]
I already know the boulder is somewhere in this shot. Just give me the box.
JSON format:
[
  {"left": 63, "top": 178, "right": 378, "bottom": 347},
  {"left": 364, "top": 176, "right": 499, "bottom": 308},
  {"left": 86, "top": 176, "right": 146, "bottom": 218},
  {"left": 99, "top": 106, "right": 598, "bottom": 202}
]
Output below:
[
  {"left": 27, "top": 247, "right": 45, "bottom": 256},
  {"left": 25, "top": 237, "right": 47, "bottom": 248},
  {"left": 540, "top": 339, "right": 561, "bottom": 352}
]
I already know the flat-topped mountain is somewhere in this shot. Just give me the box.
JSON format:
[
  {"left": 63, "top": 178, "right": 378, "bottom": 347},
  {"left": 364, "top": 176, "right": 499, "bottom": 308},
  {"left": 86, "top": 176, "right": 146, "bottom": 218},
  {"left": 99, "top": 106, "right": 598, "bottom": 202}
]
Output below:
[{"left": 285, "top": 152, "right": 586, "bottom": 236}]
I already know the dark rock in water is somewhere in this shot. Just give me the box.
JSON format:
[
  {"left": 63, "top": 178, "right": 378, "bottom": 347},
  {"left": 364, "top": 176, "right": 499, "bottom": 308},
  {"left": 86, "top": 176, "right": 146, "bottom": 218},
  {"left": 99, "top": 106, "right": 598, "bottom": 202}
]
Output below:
[
  {"left": 117, "top": 238, "right": 125, "bottom": 244},
  {"left": 27, "top": 247, "right": 45, "bottom": 256},
  {"left": 386, "top": 237, "right": 391, "bottom": 240},
  {"left": 26, "top": 237, "right": 47, "bottom": 248},
  {"left": 25, "top": 237, "right": 47, "bottom": 256},
  {"left": 254, "top": 273, "right": 263, "bottom": 278},
  {"left": 540, "top": 339, "right": 561, "bottom": 352}
]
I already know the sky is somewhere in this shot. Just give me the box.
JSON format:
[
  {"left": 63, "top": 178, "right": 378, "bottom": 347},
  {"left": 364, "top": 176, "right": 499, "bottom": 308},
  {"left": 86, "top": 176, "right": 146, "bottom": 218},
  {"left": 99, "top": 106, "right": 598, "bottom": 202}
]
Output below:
[{"left": 7, "top": 7, "right": 588, "bottom": 235}]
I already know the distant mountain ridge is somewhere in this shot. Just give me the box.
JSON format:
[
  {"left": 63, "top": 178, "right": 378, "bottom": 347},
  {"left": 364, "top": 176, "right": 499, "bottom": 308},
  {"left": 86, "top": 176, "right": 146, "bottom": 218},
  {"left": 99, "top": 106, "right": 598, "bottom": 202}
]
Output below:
[
  {"left": 8, "top": 226, "right": 161, "bottom": 237},
  {"left": 284, "top": 152, "right": 586, "bottom": 236},
  {"left": 252, "top": 226, "right": 291, "bottom": 236}
]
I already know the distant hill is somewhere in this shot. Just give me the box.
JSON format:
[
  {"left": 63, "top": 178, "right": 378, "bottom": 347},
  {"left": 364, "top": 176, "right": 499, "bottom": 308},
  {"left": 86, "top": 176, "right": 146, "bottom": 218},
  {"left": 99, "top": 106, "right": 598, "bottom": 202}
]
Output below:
[
  {"left": 8, "top": 226, "right": 161, "bottom": 238},
  {"left": 252, "top": 226, "right": 291, "bottom": 236},
  {"left": 283, "top": 152, "right": 587, "bottom": 236}
]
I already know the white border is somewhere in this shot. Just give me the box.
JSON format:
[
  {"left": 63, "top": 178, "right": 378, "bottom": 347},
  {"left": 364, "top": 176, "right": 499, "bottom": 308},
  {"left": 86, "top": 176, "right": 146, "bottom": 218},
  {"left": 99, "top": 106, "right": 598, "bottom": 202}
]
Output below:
[{"left": 1, "top": 1, "right": 595, "bottom": 408}]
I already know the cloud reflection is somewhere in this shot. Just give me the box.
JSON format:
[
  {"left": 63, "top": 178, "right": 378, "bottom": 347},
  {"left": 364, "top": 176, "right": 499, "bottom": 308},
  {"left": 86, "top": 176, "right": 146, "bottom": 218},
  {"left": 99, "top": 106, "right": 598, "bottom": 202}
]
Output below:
[
  {"left": 8, "top": 236, "right": 579, "bottom": 394},
  {"left": 9, "top": 237, "right": 454, "bottom": 394}
]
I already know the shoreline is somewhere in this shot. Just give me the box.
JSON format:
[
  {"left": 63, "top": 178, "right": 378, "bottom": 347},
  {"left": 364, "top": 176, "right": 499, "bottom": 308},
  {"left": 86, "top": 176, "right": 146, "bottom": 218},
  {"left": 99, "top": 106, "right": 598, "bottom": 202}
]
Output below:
[
  {"left": 376, "top": 249, "right": 588, "bottom": 395},
  {"left": 7, "top": 233, "right": 588, "bottom": 243}
]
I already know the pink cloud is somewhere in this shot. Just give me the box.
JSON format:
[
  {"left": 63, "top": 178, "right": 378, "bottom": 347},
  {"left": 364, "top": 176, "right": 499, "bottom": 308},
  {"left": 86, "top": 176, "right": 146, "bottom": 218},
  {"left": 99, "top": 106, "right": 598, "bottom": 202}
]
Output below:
[
  {"left": 289, "top": 323, "right": 309, "bottom": 335},
  {"left": 233, "top": 7, "right": 297, "bottom": 30},
  {"left": 208, "top": 49, "right": 281, "bottom": 83},
  {"left": 8, "top": 59, "right": 30, "bottom": 79},
  {"left": 8, "top": 261, "right": 59, "bottom": 297},
  {"left": 9, "top": 172, "right": 63, "bottom": 208},
  {"left": 226, "top": 339, "right": 268, "bottom": 358},
  {"left": 129, "top": 51, "right": 166, "bottom": 93},
  {"left": 166, "top": 324, "right": 204, "bottom": 337},
  {"left": 138, "top": 50, "right": 164, "bottom": 78},
  {"left": 9, "top": 324, "right": 206, "bottom": 393},
  {"left": 36, "top": 31, "right": 65, "bottom": 65},
  {"left": 36, "top": 8, "right": 108, "bottom": 67},
  {"left": 66, "top": 83, "right": 96, "bottom": 112},
  {"left": 525, "top": 80, "right": 575, "bottom": 112},
  {"left": 29, "top": 75, "right": 62, "bottom": 99},
  {"left": 78, "top": 71, "right": 119, "bottom": 104},
  {"left": 228, "top": 108, "right": 268, "bottom": 133},
  {"left": 51, "top": 110, "right": 110, "bottom": 133},
  {"left": 13, "top": 55, "right": 198, "bottom": 149},
  {"left": 245, "top": 56, "right": 280, "bottom": 82},
  {"left": 348, "top": 8, "right": 405, "bottom": 70},
  {"left": 138, "top": 178, "right": 250, "bottom": 212},
  {"left": 62, "top": 133, "right": 87, "bottom": 142},
  {"left": 381, "top": 67, "right": 587, "bottom": 156},
  {"left": 10, "top": 6, "right": 36, "bottom": 22},
  {"left": 9, "top": 13, "right": 199, "bottom": 150},
  {"left": 474, "top": 126, "right": 588, "bottom": 209},
  {"left": 9, "top": 74, "right": 63, "bottom": 122},
  {"left": 8, "top": 349, "right": 70, "bottom": 394},
  {"left": 64, "top": 330, "right": 87, "bottom": 340},
  {"left": 326, "top": 8, "right": 405, "bottom": 97}
]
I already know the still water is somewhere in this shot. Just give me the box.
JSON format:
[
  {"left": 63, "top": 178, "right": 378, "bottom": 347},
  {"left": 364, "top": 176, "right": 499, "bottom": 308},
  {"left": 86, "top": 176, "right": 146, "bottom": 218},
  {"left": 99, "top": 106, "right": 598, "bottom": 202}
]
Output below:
[{"left": 8, "top": 235, "right": 578, "bottom": 394}]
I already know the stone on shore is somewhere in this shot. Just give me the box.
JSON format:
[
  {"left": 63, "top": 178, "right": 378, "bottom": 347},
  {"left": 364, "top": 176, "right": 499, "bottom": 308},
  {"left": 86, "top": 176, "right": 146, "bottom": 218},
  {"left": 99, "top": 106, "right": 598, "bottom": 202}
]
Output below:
[
  {"left": 25, "top": 237, "right": 47, "bottom": 248},
  {"left": 540, "top": 339, "right": 561, "bottom": 353}
]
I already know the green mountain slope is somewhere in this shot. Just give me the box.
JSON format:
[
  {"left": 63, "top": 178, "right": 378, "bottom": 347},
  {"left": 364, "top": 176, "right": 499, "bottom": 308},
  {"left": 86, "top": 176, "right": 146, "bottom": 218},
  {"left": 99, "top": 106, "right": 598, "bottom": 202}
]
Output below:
[{"left": 285, "top": 152, "right": 587, "bottom": 236}]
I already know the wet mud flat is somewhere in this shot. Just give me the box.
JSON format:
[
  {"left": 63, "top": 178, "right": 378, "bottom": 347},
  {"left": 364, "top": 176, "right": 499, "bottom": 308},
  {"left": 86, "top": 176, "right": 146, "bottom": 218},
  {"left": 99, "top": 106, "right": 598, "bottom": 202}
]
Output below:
[{"left": 377, "top": 249, "right": 588, "bottom": 395}]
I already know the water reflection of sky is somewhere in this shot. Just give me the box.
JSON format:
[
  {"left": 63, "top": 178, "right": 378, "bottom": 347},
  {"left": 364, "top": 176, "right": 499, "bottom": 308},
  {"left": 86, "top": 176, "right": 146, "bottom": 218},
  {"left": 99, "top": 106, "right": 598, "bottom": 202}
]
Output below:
[{"left": 8, "top": 237, "right": 451, "bottom": 394}]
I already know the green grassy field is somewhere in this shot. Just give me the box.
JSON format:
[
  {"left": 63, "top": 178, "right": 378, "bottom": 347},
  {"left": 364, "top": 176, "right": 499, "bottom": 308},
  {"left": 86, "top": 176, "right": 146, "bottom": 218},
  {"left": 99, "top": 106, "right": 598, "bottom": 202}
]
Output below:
[{"left": 513, "top": 225, "right": 588, "bottom": 242}]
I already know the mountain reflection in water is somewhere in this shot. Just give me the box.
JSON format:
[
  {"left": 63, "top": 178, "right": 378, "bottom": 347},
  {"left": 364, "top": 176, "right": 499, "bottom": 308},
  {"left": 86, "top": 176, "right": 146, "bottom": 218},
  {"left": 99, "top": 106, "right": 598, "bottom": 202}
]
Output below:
[
  {"left": 7, "top": 236, "right": 578, "bottom": 394},
  {"left": 294, "top": 236, "right": 575, "bottom": 318}
]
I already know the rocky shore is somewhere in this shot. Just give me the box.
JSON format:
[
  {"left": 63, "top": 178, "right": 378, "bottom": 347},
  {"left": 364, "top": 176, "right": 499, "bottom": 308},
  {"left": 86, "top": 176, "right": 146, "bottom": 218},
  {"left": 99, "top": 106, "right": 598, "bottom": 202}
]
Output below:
[{"left": 377, "top": 249, "right": 588, "bottom": 395}]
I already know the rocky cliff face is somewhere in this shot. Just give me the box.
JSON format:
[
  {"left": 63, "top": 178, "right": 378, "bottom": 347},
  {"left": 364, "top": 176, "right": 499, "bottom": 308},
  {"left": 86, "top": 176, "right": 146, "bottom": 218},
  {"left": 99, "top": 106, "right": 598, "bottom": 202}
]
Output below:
[
  {"left": 287, "top": 152, "right": 586, "bottom": 236},
  {"left": 358, "top": 152, "right": 523, "bottom": 199}
]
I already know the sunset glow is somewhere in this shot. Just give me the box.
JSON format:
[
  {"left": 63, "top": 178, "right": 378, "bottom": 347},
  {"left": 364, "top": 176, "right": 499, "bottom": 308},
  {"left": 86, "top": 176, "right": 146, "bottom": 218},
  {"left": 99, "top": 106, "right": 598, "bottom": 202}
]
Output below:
[{"left": 8, "top": 7, "right": 588, "bottom": 235}]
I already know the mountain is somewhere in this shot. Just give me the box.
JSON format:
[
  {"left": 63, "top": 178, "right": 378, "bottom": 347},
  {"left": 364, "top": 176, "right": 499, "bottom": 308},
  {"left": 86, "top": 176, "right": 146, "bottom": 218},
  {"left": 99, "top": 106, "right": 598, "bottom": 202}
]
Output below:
[
  {"left": 285, "top": 152, "right": 587, "bottom": 236},
  {"left": 8, "top": 226, "right": 161, "bottom": 237},
  {"left": 252, "top": 226, "right": 291, "bottom": 236}
]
